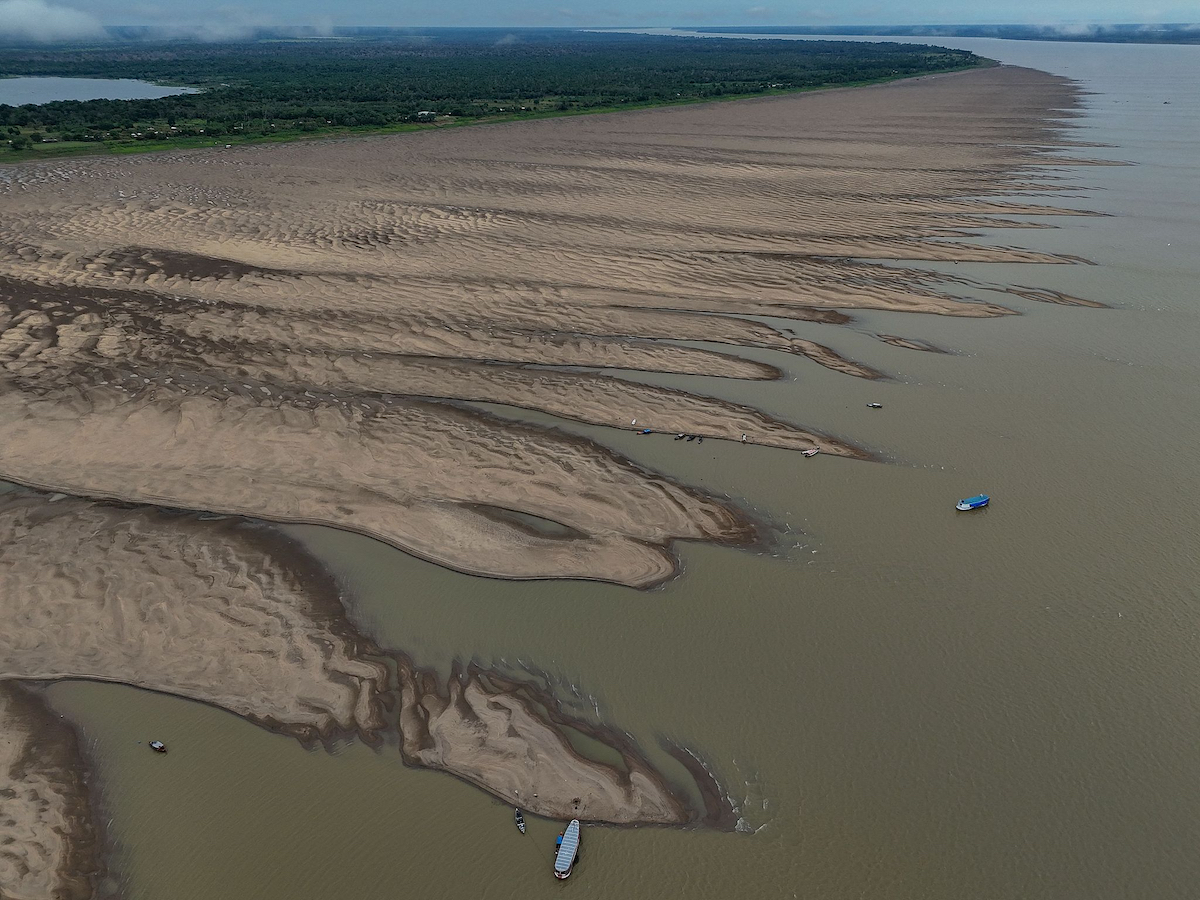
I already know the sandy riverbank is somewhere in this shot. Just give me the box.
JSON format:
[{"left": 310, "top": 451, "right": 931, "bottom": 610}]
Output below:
[
  {"left": 0, "top": 682, "right": 105, "bottom": 900},
  {"left": 0, "top": 491, "right": 698, "bottom": 837},
  {"left": 0, "top": 65, "right": 1095, "bottom": 586}
]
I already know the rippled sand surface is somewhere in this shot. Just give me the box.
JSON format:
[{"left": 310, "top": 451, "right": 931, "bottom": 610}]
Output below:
[
  {"left": 0, "top": 682, "right": 103, "bottom": 900},
  {"left": 0, "top": 66, "right": 1092, "bottom": 587},
  {"left": 0, "top": 64, "right": 1106, "bottom": 896},
  {"left": 0, "top": 493, "right": 389, "bottom": 738},
  {"left": 0, "top": 489, "right": 698, "bottom": 899}
]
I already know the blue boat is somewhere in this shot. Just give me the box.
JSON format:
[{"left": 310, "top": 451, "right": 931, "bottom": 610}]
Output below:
[
  {"left": 553, "top": 819, "right": 580, "bottom": 879},
  {"left": 956, "top": 494, "right": 990, "bottom": 511}
]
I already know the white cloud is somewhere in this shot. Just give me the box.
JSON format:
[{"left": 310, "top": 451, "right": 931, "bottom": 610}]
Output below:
[{"left": 0, "top": 0, "right": 106, "bottom": 42}]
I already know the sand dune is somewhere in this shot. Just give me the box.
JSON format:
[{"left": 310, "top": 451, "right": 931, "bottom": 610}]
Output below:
[
  {"left": 398, "top": 661, "right": 690, "bottom": 825},
  {"left": 0, "top": 490, "right": 699, "bottom": 830},
  {"left": 0, "top": 492, "right": 389, "bottom": 739},
  {"left": 0, "top": 66, "right": 1094, "bottom": 586},
  {"left": 0, "top": 682, "right": 104, "bottom": 900},
  {"left": 0, "top": 66, "right": 1103, "bottom": 892}
]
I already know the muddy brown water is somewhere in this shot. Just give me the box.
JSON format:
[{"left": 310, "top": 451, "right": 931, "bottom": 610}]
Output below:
[{"left": 35, "top": 40, "right": 1200, "bottom": 900}]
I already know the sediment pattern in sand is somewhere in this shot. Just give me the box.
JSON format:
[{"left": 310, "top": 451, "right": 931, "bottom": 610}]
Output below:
[
  {"left": 0, "top": 66, "right": 1092, "bottom": 586},
  {"left": 0, "top": 682, "right": 104, "bottom": 900},
  {"left": 0, "top": 493, "right": 389, "bottom": 739},
  {"left": 399, "top": 661, "right": 688, "bottom": 825},
  {"left": 0, "top": 491, "right": 694, "bottom": 831}
]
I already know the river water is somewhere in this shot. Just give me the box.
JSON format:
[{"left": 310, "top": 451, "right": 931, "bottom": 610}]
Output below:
[
  {"left": 0, "top": 76, "right": 196, "bottom": 106},
  {"left": 41, "top": 38, "right": 1199, "bottom": 899}
]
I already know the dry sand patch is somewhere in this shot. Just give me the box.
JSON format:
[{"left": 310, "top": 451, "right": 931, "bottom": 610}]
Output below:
[{"left": 0, "top": 66, "right": 1094, "bottom": 585}]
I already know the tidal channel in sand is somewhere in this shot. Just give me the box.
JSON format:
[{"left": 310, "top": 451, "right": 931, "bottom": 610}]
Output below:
[{"left": 1, "top": 45, "right": 1198, "bottom": 900}]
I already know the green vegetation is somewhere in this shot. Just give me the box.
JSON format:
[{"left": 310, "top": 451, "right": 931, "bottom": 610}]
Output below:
[{"left": 0, "top": 31, "right": 984, "bottom": 160}]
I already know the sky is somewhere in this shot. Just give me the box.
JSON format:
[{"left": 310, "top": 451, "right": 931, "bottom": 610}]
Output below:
[{"left": 1, "top": 0, "right": 1198, "bottom": 43}]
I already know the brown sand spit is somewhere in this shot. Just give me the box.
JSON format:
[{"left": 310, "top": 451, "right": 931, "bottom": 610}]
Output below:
[
  {"left": 0, "top": 66, "right": 1096, "bottom": 585},
  {"left": 877, "top": 334, "right": 949, "bottom": 353},
  {"left": 0, "top": 490, "right": 706, "bottom": 829},
  {"left": 0, "top": 492, "right": 390, "bottom": 739},
  {"left": 0, "top": 386, "right": 757, "bottom": 587},
  {"left": 0, "top": 682, "right": 105, "bottom": 900},
  {"left": 398, "top": 661, "right": 690, "bottom": 825}
]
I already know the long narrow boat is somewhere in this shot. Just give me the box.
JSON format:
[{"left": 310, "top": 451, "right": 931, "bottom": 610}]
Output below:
[
  {"left": 553, "top": 819, "right": 581, "bottom": 880},
  {"left": 515, "top": 808, "right": 526, "bottom": 834},
  {"left": 956, "top": 494, "right": 990, "bottom": 511}
]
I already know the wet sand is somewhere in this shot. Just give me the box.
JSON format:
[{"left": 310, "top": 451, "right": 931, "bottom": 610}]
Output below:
[
  {"left": 0, "top": 491, "right": 698, "bottom": 833},
  {"left": 0, "top": 65, "right": 1092, "bottom": 588},
  {"left": 0, "top": 64, "right": 1104, "bottom": 893},
  {"left": 398, "top": 660, "right": 691, "bottom": 825},
  {"left": 0, "top": 682, "right": 104, "bottom": 900}
]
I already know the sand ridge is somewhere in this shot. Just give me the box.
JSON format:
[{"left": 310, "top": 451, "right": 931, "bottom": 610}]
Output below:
[
  {"left": 0, "top": 66, "right": 1097, "bottom": 587},
  {"left": 0, "top": 682, "right": 105, "bottom": 900},
  {"left": 0, "top": 492, "right": 390, "bottom": 740},
  {"left": 398, "top": 660, "right": 691, "bottom": 825},
  {"left": 0, "top": 66, "right": 1106, "bottom": 893},
  {"left": 0, "top": 491, "right": 706, "bottom": 834}
]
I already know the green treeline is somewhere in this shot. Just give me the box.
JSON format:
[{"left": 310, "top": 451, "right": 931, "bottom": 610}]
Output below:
[{"left": 0, "top": 32, "right": 982, "bottom": 155}]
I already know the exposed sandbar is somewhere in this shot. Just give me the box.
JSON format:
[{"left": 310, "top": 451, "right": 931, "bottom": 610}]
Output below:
[
  {"left": 0, "top": 65, "right": 1094, "bottom": 586},
  {"left": 0, "top": 492, "right": 389, "bottom": 739},
  {"left": 398, "top": 661, "right": 690, "bottom": 825},
  {"left": 877, "top": 334, "right": 949, "bottom": 353},
  {"left": 0, "top": 490, "right": 701, "bottom": 828},
  {"left": 0, "top": 682, "right": 105, "bottom": 900}
]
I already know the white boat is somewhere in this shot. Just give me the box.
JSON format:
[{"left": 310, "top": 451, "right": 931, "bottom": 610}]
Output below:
[
  {"left": 802, "top": 448, "right": 820, "bottom": 457},
  {"left": 553, "top": 819, "right": 580, "bottom": 879},
  {"left": 515, "top": 808, "right": 526, "bottom": 834}
]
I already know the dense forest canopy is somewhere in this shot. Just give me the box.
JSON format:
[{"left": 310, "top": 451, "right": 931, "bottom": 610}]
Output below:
[{"left": 0, "top": 31, "right": 983, "bottom": 155}]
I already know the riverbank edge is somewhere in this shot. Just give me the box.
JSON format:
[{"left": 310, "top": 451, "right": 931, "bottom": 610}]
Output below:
[{"left": 0, "top": 58, "right": 995, "bottom": 164}]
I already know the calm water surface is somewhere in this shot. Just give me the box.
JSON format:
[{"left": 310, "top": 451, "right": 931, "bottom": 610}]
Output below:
[
  {"left": 0, "top": 76, "right": 196, "bottom": 105},
  {"left": 44, "top": 39, "right": 1200, "bottom": 900}
]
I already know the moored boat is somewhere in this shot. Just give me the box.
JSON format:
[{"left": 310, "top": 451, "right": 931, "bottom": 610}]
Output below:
[
  {"left": 956, "top": 494, "right": 990, "bottom": 511},
  {"left": 802, "top": 448, "right": 820, "bottom": 457},
  {"left": 553, "top": 819, "right": 580, "bottom": 879},
  {"left": 515, "top": 808, "right": 526, "bottom": 834}
]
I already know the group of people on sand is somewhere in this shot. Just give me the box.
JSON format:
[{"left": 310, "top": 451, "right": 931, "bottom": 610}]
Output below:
[{"left": 630, "top": 417, "right": 752, "bottom": 445}]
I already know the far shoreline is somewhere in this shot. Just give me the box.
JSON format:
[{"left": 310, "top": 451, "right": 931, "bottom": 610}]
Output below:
[{"left": 0, "top": 59, "right": 994, "bottom": 166}]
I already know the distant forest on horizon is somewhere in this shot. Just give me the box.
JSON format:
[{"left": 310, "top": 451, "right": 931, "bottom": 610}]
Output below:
[
  {"left": 0, "top": 32, "right": 983, "bottom": 158},
  {"left": 680, "top": 24, "right": 1200, "bottom": 44}
]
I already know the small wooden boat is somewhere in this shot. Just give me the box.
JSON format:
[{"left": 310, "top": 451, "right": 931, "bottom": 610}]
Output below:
[
  {"left": 802, "top": 448, "right": 820, "bottom": 457},
  {"left": 149, "top": 740, "right": 167, "bottom": 753},
  {"left": 553, "top": 819, "right": 580, "bottom": 879},
  {"left": 956, "top": 494, "right": 990, "bottom": 511},
  {"left": 514, "top": 808, "right": 526, "bottom": 834}
]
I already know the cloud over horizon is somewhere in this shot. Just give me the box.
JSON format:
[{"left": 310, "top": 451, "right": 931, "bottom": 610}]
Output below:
[
  {"left": 0, "top": 0, "right": 1193, "bottom": 39},
  {"left": 0, "top": 0, "right": 106, "bottom": 41}
]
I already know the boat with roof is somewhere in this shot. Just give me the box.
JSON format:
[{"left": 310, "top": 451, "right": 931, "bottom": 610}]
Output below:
[
  {"left": 956, "top": 494, "right": 990, "bottom": 511},
  {"left": 553, "top": 819, "right": 580, "bottom": 879}
]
